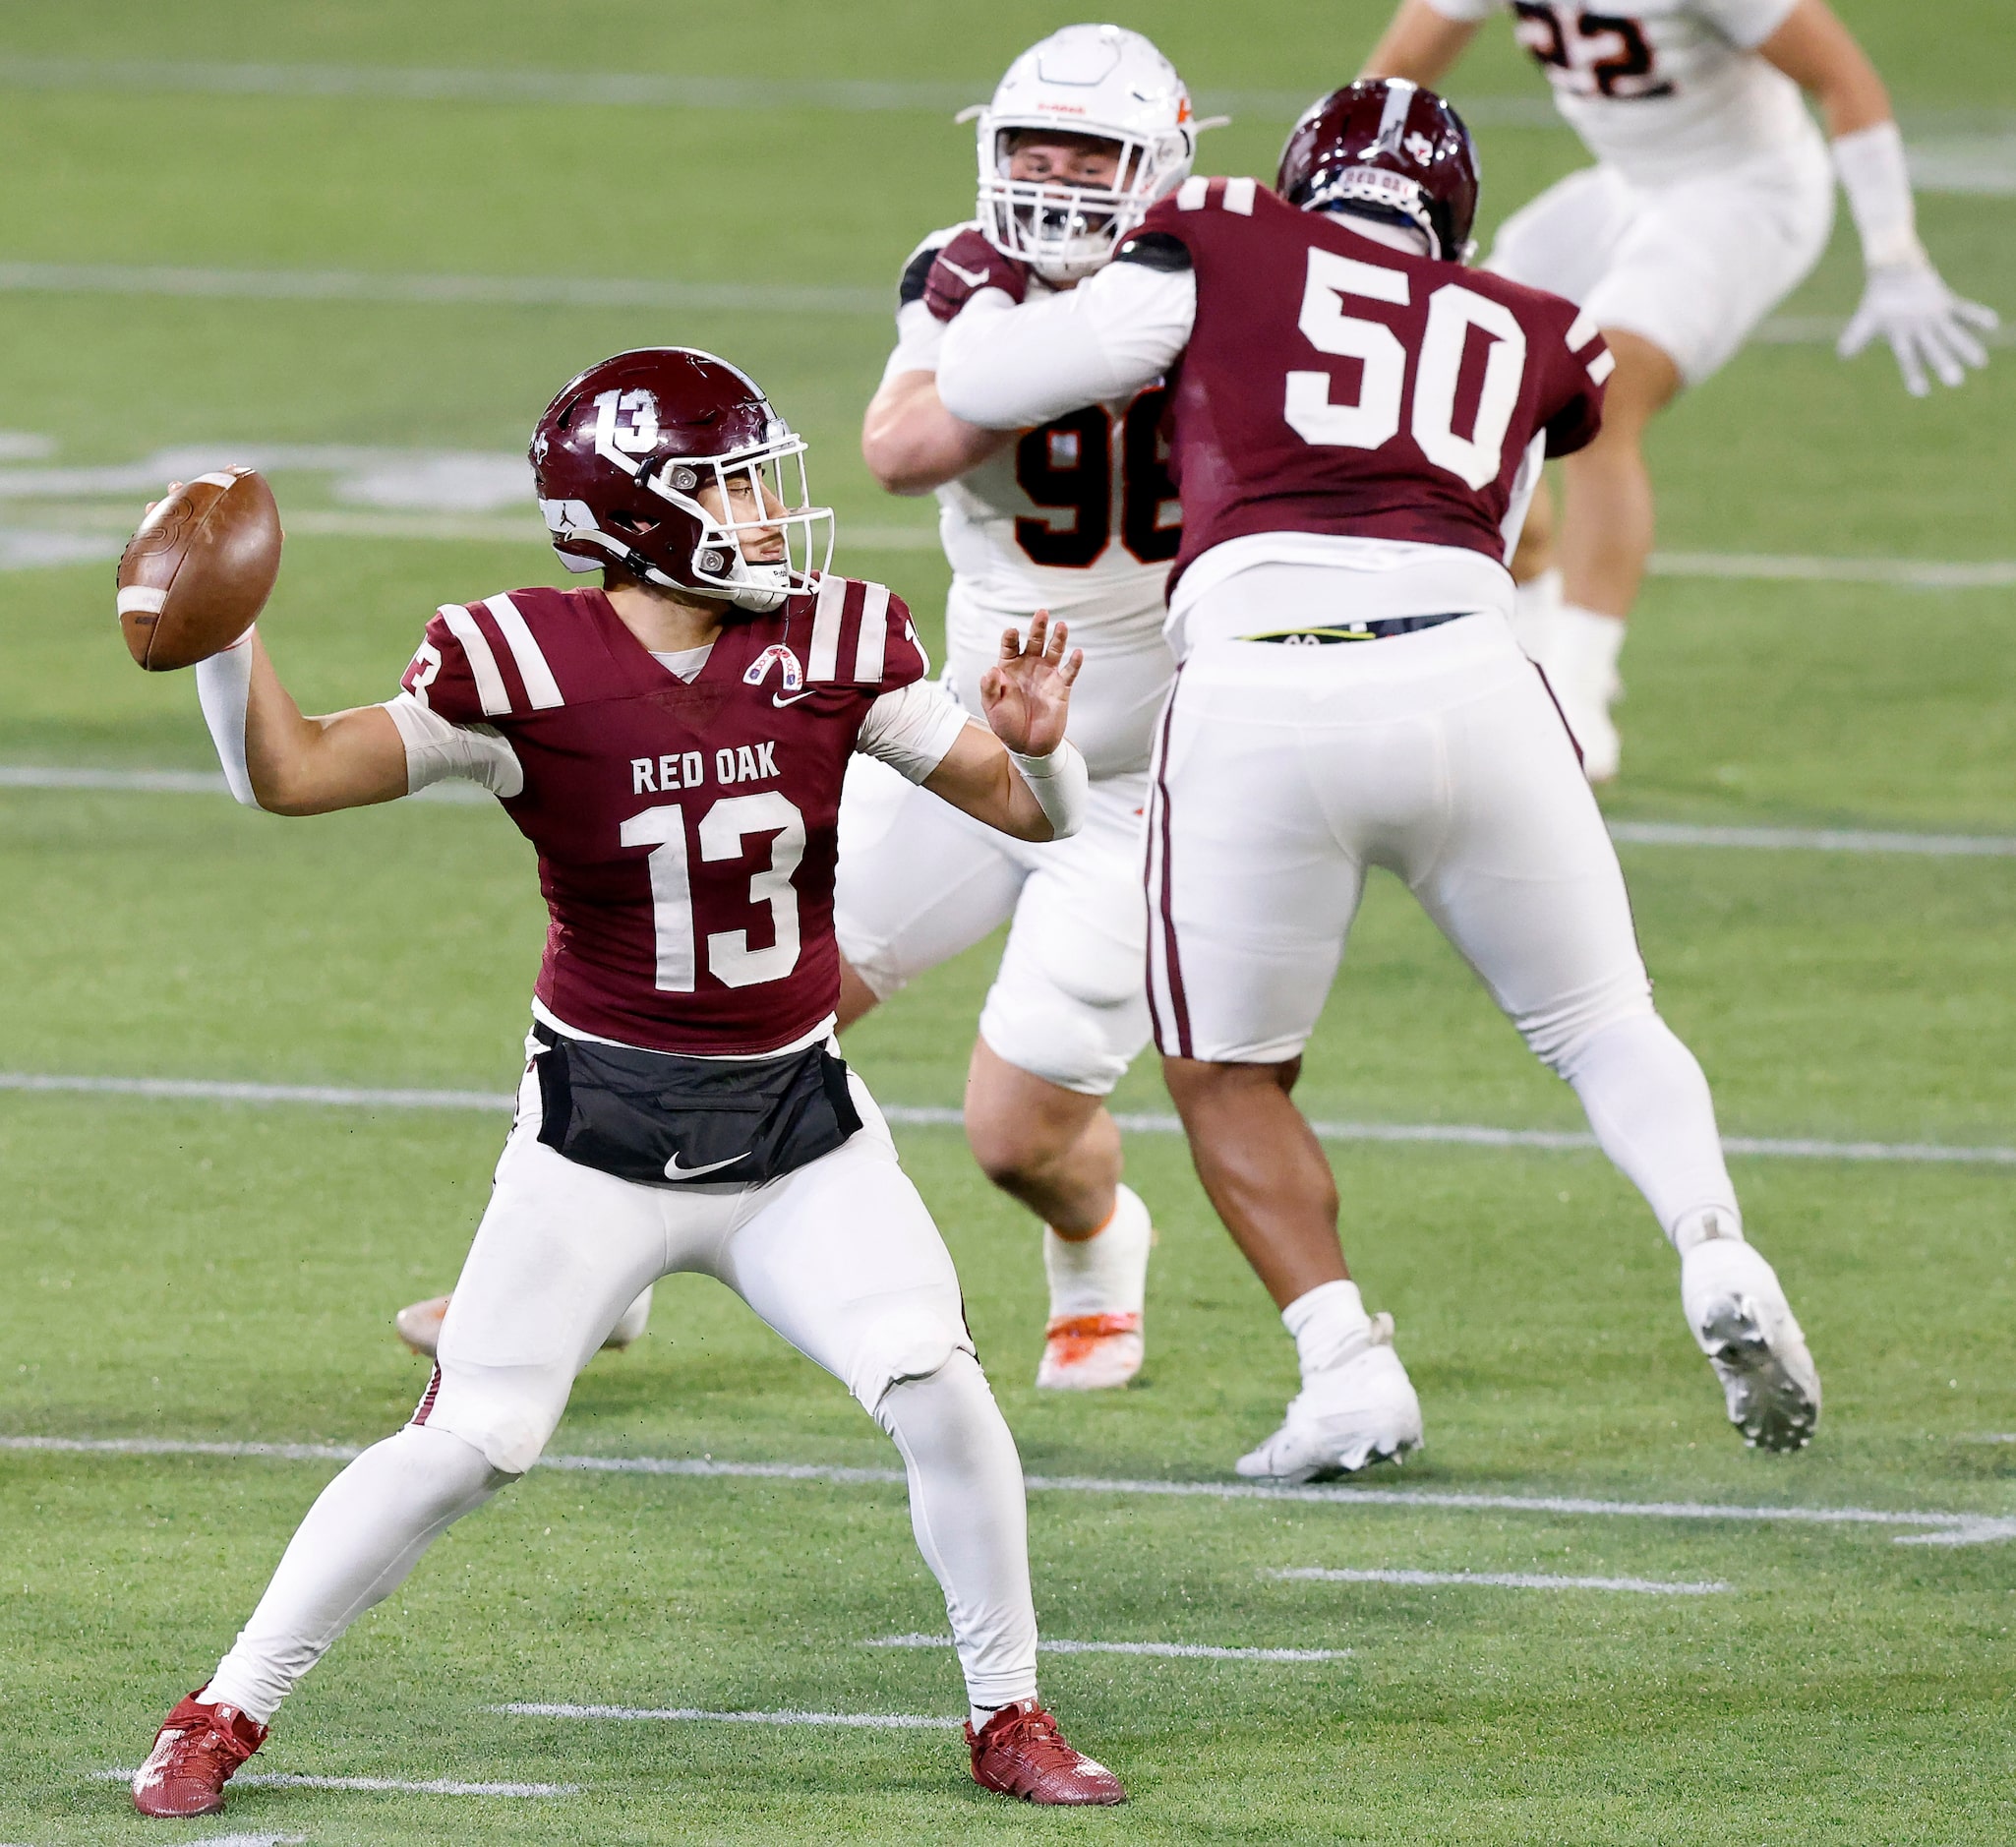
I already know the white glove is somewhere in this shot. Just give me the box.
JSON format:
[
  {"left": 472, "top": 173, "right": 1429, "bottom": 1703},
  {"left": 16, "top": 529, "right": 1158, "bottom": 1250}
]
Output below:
[{"left": 1837, "top": 259, "right": 1999, "bottom": 397}]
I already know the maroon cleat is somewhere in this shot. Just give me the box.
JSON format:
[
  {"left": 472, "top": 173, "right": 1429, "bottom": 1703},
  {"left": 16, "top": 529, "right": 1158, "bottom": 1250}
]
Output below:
[
  {"left": 131, "top": 1691, "right": 267, "bottom": 1817},
  {"left": 966, "top": 1700, "right": 1126, "bottom": 1806}
]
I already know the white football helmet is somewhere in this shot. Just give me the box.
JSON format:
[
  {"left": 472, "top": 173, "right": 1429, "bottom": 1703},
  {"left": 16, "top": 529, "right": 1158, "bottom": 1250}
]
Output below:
[{"left": 970, "top": 24, "right": 1198, "bottom": 284}]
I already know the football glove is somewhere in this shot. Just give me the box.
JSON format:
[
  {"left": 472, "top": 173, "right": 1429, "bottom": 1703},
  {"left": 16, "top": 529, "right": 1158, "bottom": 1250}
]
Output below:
[
  {"left": 1837, "top": 259, "right": 1999, "bottom": 397},
  {"left": 922, "top": 229, "right": 1032, "bottom": 323}
]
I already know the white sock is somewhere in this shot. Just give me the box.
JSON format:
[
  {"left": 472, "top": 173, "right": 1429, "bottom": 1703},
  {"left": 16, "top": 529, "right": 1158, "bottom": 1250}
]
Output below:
[
  {"left": 1556, "top": 604, "right": 1628, "bottom": 703},
  {"left": 202, "top": 1423, "right": 507, "bottom": 1723},
  {"left": 1509, "top": 566, "right": 1563, "bottom": 669},
  {"left": 1042, "top": 1183, "right": 1150, "bottom": 1322},
  {"left": 970, "top": 1696, "right": 1037, "bottom": 1732},
  {"left": 874, "top": 1349, "right": 1039, "bottom": 1716},
  {"left": 1671, "top": 1205, "right": 1745, "bottom": 1255},
  {"left": 1281, "top": 1279, "right": 1372, "bottom": 1379},
  {"left": 1557, "top": 1014, "right": 1743, "bottom": 1253}
]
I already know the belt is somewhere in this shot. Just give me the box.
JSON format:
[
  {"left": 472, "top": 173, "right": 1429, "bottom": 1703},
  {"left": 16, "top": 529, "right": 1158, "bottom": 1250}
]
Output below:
[{"left": 1239, "top": 611, "right": 1473, "bottom": 644}]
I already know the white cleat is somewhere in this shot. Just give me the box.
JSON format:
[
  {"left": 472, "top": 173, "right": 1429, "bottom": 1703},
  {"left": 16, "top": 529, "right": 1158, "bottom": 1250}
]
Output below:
[
  {"left": 1235, "top": 1314, "right": 1424, "bottom": 1481},
  {"left": 1681, "top": 1236, "right": 1820, "bottom": 1452},
  {"left": 1038, "top": 1185, "right": 1153, "bottom": 1391},
  {"left": 395, "top": 1284, "right": 654, "bottom": 1359}
]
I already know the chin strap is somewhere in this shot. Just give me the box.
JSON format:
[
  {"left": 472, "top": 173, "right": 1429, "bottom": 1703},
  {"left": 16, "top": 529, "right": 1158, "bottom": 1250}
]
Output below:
[{"left": 195, "top": 629, "right": 261, "bottom": 808}]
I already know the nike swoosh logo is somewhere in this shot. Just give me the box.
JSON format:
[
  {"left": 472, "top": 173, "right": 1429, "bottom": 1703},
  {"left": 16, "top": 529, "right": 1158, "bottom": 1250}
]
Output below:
[
  {"left": 663, "top": 1149, "right": 749, "bottom": 1180},
  {"left": 939, "top": 258, "right": 990, "bottom": 288},
  {"left": 772, "top": 688, "right": 816, "bottom": 707}
]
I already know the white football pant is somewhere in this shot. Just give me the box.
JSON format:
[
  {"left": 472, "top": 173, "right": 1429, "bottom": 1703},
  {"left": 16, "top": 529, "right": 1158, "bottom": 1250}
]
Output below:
[
  {"left": 1488, "top": 142, "right": 1833, "bottom": 386},
  {"left": 1147, "top": 597, "right": 1740, "bottom": 1240},
  {"left": 837, "top": 754, "right": 1151, "bottom": 1096},
  {"left": 202, "top": 1070, "right": 1038, "bottom": 1721}
]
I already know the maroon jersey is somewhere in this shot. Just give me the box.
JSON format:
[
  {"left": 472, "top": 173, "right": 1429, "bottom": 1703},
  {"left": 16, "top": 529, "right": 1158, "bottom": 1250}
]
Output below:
[
  {"left": 399, "top": 576, "right": 925, "bottom": 1055},
  {"left": 1129, "top": 180, "right": 1609, "bottom": 592}
]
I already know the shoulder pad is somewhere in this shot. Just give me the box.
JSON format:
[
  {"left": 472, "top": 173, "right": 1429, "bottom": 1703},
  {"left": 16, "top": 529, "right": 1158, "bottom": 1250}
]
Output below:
[
  {"left": 1115, "top": 229, "right": 1193, "bottom": 271},
  {"left": 794, "top": 574, "right": 924, "bottom": 688}
]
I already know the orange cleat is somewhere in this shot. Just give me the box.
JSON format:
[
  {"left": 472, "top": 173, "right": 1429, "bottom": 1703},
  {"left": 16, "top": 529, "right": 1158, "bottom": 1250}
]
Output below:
[
  {"left": 131, "top": 1691, "right": 267, "bottom": 1817},
  {"left": 967, "top": 1700, "right": 1126, "bottom": 1806},
  {"left": 1037, "top": 1311, "right": 1145, "bottom": 1390}
]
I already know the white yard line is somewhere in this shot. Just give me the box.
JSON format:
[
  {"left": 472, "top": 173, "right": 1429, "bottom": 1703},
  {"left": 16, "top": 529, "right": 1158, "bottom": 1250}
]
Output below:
[
  {"left": 865, "top": 1632, "right": 1349, "bottom": 1662},
  {"left": 8, "top": 1435, "right": 2009, "bottom": 1546},
  {"left": 495, "top": 1701, "right": 960, "bottom": 1729},
  {"left": 8, "top": 763, "right": 2016, "bottom": 856},
  {"left": 0, "top": 261, "right": 885, "bottom": 317},
  {"left": 1646, "top": 551, "right": 2016, "bottom": 589},
  {"left": 0, "top": 56, "right": 1558, "bottom": 127},
  {"left": 5, "top": 264, "right": 2011, "bottom": 351},
  {"left": 94, "top": 1766, "right": 574, "bottom": 1795},
  {"left": 1269, "top": 1566, "right": 1728, "bottom": 1594},
  {"left": 2, "top": 1070, "right": 2011, "bottom": 1167}
]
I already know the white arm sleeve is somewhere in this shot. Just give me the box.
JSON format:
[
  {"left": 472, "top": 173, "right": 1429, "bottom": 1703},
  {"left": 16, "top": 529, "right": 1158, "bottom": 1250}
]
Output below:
[
  {"left": 880, "top": 299, "right": 949, "bottom": 385},
  {"left": 383, "top": 691, "right": 524, "bottom": 798},
  {"left": 855, "top": 677, "right": 977, "bottom": 785},
  {"left": 195, "top": 627, "right": 259, "bottom": 807},
  {"left": 1832, "top": 120, "right": 1923, "bottom": 268},
  {"left": 936, "top": 262, "right": 1197, "bottom": 429},
  {"left": 1009, "top": 742, "right": 1088, "bottom": 841}
]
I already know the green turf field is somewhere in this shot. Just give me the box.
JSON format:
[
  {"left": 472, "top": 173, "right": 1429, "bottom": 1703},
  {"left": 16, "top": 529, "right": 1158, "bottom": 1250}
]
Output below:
[{"left": 2, "top": 3, "right": 2013, "bottom": 1842}]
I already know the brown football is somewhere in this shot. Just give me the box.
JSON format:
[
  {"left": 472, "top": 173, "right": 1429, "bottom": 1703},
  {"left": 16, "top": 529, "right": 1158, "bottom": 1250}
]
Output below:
[{"left": 117, "top": 467, "right": 283, "bottom": 671}]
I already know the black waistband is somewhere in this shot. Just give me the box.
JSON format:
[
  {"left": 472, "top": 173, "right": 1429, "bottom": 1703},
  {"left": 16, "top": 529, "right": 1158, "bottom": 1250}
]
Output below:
[{"left": 1239, "top": 611, "right": 1473, "bottom": 644}]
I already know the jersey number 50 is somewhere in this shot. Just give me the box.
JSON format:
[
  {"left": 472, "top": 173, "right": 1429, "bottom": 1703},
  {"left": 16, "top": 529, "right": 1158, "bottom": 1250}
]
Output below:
[{"left": 1285, "top": 250, "right": 1528, "bottom": 491}]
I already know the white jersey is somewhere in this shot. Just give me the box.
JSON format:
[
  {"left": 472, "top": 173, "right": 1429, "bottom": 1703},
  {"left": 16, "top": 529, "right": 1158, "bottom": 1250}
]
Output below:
[
  {"left": 1426, "top": 0, "right": 1823, "bottom": 185},
  {"left": 884, "top": 223, "right": 1178, "bottom": 779}
]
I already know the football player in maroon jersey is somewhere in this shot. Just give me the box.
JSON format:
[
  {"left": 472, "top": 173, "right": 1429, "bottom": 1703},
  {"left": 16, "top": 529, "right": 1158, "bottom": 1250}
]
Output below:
[
  {"left": 129, "top": 348, "right": 1125, "bottom": 1816},
  {"left": 935, "top": 83, "right": 1820, "bottom": 1480}
]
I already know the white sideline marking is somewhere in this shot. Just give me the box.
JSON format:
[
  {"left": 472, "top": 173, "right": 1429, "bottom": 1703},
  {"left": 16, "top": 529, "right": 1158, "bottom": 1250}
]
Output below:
[
  {"left": 865, "top": 1632, "right": 1349, "bottom": 1662},
  {"left": 11, "top": 764, "right": 2016, "bottom": 858},
  {"left": 9, "top": 1436, "right": 2011, "bottom": 1546},
  {"left": 0, "top": 261, "right": 884, "bottom": 317},
  {"left": 2, "top": 1070, "right": 2011, "bottom": 1168},
  {"left": 496, "top": 1701, "right": 959, "bottom": 1729},
  {"left": 0, "top": 529, "right": 124, "bottom": 568},
  {"left": 1269, "top": 1566, "right": 1729, "bottom": 1595},
  {"left": 97, "top": 1766, "right": 573, "bottom": 1795}
]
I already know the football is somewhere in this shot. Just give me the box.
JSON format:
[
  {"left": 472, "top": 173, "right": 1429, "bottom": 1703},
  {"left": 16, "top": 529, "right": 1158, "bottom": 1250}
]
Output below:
[{"left": 116, "top": 466, "right": 283, "bottom": 671}]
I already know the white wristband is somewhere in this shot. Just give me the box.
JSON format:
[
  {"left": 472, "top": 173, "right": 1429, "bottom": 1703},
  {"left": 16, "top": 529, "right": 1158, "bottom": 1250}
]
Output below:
[
  {"left": 195, "top": 627, "right": 260, "bottom": 808},
  {"left": 1833, "top": 121, "right": 1925, "bottom": 270},
  {"left": 1009, "top": 740, "right": 1089, "bottom": 840}
]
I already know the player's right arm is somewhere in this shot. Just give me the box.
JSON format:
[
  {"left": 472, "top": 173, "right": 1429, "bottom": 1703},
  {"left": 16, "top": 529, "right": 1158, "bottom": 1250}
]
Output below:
[
  {"left": 860, "top": 370, "right": 1011, "bottom": 496},
  {"left": 1358, "top": 0, "right": 1483, "bottom": 85},
  {"left": 195, "top": 627, "right": 409, "bottom": 815},
  {"left": 860, "top": 227, "right": 1024, "bottom": 496}
]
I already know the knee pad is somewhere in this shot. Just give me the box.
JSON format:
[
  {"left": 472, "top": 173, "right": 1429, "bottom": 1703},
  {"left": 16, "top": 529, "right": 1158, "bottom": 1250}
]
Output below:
[
  {"left": 1515, "top": 973, "right": 1655, "bottom": 1075},
  {"left": 849, "top": 1304, "right": 976, "bottom": 1420},
  {"left": 414, "top": 1360, "right": 566, "bottom": 1477}
]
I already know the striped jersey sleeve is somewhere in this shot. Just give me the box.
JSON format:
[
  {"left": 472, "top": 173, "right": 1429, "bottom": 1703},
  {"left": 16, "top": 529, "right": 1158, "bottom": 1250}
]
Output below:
[
  {"left": 400, "top": 592, "right": 568, "bottom": 723},
  {"left": 1542, "top": 307, "right": 1614, "bottom": 458},
  {"left": 797, "top": 574, "right": 928, "bottom": 692}
]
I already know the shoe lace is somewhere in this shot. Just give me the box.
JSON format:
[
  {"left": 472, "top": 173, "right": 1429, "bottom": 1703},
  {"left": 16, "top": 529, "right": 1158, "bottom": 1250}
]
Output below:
[
  {"left": 170, "top": 1715, "right": 257, "bottom": 1781},
  {"left": 993, "top": 1702, "right": 1078, "bottom": 1767}
]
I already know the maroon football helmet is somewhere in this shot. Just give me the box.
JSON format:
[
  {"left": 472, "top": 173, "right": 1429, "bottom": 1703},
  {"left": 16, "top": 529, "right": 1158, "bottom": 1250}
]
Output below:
[
  {"left": 1277, "top": 79, "right": 1480, "bottom": 263},
  {"left": 530, "top": 347, "right": 833, "bottom": 614}
]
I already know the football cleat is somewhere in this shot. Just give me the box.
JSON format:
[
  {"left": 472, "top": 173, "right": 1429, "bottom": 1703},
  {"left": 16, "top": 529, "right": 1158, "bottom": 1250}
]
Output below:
[
  {"left": 1038, "top": 1313, "right": 1144, "bottom": 1391},
  {"left": 1037, "top": 1185, "right": 1154, "bottom": 1391},
  {"left": 1236, "top": 1313, "right": 1424, "bottom": 1481},
  {"left": 967, "top": 1701, "right": 1126, "bottom": 1806},
  {"left": 1681, "top": 1235, "right": 1820, "bottom": 1452},
  {"left": 131, "top": 1691, "right": 267, "bottom": 1817}
]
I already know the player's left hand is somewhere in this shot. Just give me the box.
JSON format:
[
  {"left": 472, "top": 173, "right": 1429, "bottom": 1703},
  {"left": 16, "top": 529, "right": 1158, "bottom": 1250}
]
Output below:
[
  {"left": 1838, "top": 259, "right": 1999, "bottom": 396},
  {"left": 979, "top": 611, "right": 1082, "bottom": 757}
]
